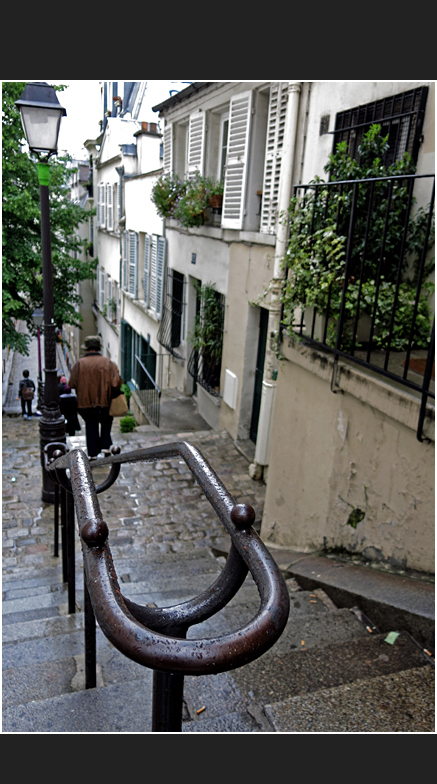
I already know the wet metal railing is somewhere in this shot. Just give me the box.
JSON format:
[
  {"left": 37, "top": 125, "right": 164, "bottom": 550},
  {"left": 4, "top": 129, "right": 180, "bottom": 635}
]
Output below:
[{"left": 46, "top": 442, "right": 290, "bottom": 732}]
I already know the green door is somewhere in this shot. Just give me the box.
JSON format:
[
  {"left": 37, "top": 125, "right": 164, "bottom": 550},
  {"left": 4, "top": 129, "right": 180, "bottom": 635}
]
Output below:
[{"left": 250, "top": 307, "right": 269, "bottom": 444}]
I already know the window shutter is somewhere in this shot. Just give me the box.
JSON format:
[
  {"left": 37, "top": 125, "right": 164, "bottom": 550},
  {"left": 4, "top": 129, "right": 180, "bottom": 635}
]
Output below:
[
  {"left": 187, "top": 111, "right": 206, "bottom": 178},
  {"left": 144, "top": 233, "right": 150, "bottom": 306},
  {"left": 129, "top": 231, "right": 138, "bottom": 298},
  {"left": 163, "top": 122, "right": 173, "bottom": 173},
  {"left": 155, "top": 236, "right": 166, "bottom": 318},
  {"left": 96, "top": 188, "right": 101, "bottom": 227},
  {"left": 106, "top": 183, "right": 113, "bottom": 231},
  {"left": 100, "top": 268, "right": 105, "bottom": 309},
  {"left": 123, "top": 231, "right": 128, "bottom": 291},
  {"left": 261, "top": 82, "right": 289, "bottom": 234},
  {"left": 221, "top": 91, "right": 252, "bottom": 229},
  {"left": 99, "top": 183, "right": 106, "bottom": 228}
]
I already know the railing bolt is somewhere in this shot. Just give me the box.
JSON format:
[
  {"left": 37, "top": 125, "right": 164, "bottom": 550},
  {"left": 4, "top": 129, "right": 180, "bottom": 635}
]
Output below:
[
  {"left": 81, "top": 519, "right": 109, "bottom": 547},
  {"left": 230, "top": 503, "right": 256, "bottom": 530}
]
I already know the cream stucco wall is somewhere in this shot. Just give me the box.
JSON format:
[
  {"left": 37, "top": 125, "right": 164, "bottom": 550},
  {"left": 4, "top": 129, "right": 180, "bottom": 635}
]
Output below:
[
  {"left": 261, "top": 339, "right": 435, "bottom": 574},
  {"left": 219, "top": 240, "right": 276, "bottom": 440}
]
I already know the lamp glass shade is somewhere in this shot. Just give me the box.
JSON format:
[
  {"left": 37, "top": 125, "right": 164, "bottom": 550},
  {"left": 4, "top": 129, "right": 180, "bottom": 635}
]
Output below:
[
  {"left": 32, "top": 308, "right": 45, "bottom": 328},
  {"left": 19, "top": 105, "right": 64, "bottom": 154},
  {"left": 16, "top": 82, "right": 66, "bottom": 155}
]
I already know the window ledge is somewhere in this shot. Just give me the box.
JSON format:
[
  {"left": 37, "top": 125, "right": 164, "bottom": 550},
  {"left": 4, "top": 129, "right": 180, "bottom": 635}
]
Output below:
[{"left": 165, "top": 219, "right": 276, "bottom": 246}]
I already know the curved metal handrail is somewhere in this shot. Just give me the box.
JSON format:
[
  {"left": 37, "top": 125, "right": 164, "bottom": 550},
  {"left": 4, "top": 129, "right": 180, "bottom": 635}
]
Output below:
[{"left": 48, "top": 442, "right": 290, "bottom": 676}]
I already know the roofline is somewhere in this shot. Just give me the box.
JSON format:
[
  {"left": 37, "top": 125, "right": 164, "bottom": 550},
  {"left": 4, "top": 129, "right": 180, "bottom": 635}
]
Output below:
[{"left": 152, "top": 82, "right": 216, "bottom": 113}]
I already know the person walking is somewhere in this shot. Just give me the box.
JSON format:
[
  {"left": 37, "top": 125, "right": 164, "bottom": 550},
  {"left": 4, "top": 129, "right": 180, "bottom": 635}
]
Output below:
[
  {"left": 18, "top": 369, "right": 36, "bottom": 420},
  {"left": 68, "top": 335, "right": 122, "bottom": 459},
  {"left": 59, "top": 383, "right": 81, "bottom": 437}
]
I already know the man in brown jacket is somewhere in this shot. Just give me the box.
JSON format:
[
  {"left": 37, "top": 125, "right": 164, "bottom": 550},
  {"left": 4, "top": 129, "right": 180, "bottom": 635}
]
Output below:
[{"left": 69, "top": 335, "right": 122, "bottom": 458}]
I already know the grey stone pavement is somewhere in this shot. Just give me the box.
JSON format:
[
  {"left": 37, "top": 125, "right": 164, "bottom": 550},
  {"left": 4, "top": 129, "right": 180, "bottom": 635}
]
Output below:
[{"left": 2, "top": 327, "right": 265, "bottom": 577}]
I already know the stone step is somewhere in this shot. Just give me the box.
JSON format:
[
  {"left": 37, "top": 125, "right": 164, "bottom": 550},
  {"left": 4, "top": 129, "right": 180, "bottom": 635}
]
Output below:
[{"left": 263, "top": 666, "right": 435, "bottom": 733}]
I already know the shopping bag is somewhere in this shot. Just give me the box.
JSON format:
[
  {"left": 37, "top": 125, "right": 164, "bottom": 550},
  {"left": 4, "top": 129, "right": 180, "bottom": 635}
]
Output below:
[{"left": 109, "top": 393, "right": 128, "bottom": 417}]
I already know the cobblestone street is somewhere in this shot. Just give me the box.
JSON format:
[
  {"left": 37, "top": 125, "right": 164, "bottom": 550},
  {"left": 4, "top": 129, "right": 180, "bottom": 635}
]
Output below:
[{"left": 2, "top": 412, "right": 266, "bottom": 579}]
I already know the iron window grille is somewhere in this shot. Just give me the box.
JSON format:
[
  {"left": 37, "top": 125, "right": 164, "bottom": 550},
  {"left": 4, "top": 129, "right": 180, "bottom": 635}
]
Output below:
[
  {"left": 188, "top": 288, "right": 225, "bottom": 397},
  {"left": 283, "top": 173, "right": 435, "bottom": 442},
  {"left": 157, "top": 269, "right": 185, "bottom": 358},
  {"left": 333, "top": 86, "right": 428, "bottom": 167}
]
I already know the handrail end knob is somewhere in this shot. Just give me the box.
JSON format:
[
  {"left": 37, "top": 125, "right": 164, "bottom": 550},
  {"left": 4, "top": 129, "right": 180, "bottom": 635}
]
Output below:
[
  {"left": 230, "top": 503, "right": 255, "bottom": 530},
  {"left": 81, "top": 519, "right": 109, "bottom": 547}
]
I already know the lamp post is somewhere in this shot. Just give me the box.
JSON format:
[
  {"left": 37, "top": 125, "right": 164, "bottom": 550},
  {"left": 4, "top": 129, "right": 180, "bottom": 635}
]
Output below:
[
  {"left": 31, "top": 307, "right": 44, "bottom": 412},
  {"left": 16, "top": 83, "right": 67, "bottom": 503}
]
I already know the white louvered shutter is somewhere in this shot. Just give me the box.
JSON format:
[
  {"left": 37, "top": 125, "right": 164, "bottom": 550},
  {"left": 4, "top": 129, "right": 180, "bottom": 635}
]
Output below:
[
  {"left": 221, "top": 91, "right": 252, "bottom": 229},
  {"left": 187, "top": 111, "right": 206, "bottom": 178},
  {"left": 150, "top": 235, "right": 157, "bottom": 312},
  {"left": 261, "top": 82, "right": 289, "bottom": 234},
  {"left": 144, "top": 233, "right": 150, "bottom": 307},
  {"left": 155, "top": 236, "right": 166, "bottom": 318},
  {"left": 100, "top": 268, "right": 105, "bottom": 309},
  {"left": 100, "top": 183, "right": 106, "bottom": 228},
  {"left": 122, "top": 231, "right": 128, "bottom": 291},
  {"left": 106, "top": 183, "right": 113, "bottom": 231},
  {"left": 96, "top": 188, "right": 101, "bottom": 227},
  {"left": 163, "top": 122, "right": 173, "bottom": 174},
  {"left": 129, "top": 231, "right": 138, "bottom": 297}
]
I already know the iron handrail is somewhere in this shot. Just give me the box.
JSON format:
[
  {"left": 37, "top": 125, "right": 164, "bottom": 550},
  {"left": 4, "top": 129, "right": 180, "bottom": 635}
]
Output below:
[{"left": 47, "top": 442, "right": 290, "bottom": 676}]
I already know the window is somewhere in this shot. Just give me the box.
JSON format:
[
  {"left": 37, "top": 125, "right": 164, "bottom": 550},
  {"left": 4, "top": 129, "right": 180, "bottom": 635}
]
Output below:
[
  {"left": 157, "top": 269, "right": 185, "bottom": 356},
  {"left": 333, "top": 86, "right": 428, "bottom": 166},
  {"left": 218, "top": 114, "right": 229, "bottom": 183},
  {"left": 144, "top": 233, "right": 165, "bottom": 317},
  {"left": 187, "top": 285, "right": 225, "bottom": 396}
]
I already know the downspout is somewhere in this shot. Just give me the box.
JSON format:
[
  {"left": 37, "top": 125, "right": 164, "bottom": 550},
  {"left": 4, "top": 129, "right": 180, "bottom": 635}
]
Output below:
[{"left": 249, "top": 81, "right": 302, "bottom": 481}]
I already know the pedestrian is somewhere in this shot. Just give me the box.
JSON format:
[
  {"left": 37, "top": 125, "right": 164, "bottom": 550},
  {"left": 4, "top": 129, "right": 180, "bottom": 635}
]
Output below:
[
  {"left": 18, "top": 369, "right": 36, "bottom": 420},
  {"left": 59, "top": 383, "right": 81, "bottom": 437},
  {"left": 68, "top": 335, "right": 122, "bottom": 459},
  {"left": 58, "top": 375, "right": 68, "bottom": 395}
]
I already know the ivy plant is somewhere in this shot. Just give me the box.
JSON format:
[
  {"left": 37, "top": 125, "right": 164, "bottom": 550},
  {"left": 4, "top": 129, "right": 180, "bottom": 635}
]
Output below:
[{"left": 281, "top": 124, "right": 435, "bottom": 352}]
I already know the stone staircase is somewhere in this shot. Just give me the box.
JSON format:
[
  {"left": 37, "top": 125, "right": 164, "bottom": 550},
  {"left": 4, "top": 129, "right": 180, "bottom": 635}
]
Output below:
[{"left": 3, "top": 544, "right": 434, "bottom": 732}]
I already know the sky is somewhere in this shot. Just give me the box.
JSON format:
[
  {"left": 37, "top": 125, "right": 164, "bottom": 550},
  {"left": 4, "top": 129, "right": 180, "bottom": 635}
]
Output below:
[{"left": 13, "top": 80, "right": 193, "bottom": 160}]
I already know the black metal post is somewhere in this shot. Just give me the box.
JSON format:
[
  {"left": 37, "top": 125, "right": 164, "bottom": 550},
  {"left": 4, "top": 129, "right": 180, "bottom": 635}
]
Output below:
[
  {"left": 152, "top": 670, "right": 185, "bottom": 732},
  {"left": 66, "top": 489, "right": 76, "bottom": 614},
  {"left": 84, "top": 579, "right": 97, "bottom": 689},
  {"left": 37, "top": 163, "right": 66, "bottom": 503}
]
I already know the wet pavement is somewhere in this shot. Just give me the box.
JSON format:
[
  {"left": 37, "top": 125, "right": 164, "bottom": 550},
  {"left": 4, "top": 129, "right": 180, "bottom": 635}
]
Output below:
[{"left": 2, "top": 330, "right": 265, "bottom": 577}]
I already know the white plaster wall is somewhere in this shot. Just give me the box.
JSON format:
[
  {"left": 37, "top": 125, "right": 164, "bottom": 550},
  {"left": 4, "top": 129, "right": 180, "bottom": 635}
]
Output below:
[
  {"left": 125, "top": 175, "right": 163, "bottom": 236},
  {"left": 261, "top": 341, "right": 435, "bottom": 574},
  {"left": 219, "top": 241, "right": 276, "bottom": 441}
]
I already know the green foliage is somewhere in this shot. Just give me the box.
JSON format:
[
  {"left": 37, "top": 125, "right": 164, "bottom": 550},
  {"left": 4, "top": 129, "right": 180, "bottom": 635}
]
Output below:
[
  {"left": 151, "top": 172, "right": 223, "bottom": 229},
  {"left": 151, "top": 172, "right": 187, "bottom": 218},
  {"left": 189, "top": 282, "right": 224, "bottom": 367},
  {"left": 119, "top": 414, "right": 136, "bottom": 433},
  {"left": 188, "top": 282, "right": 224, "bottom": 390},
  {"left": 120, "top": 382, "right": 131, "bottom": 401},
  {"left": 281, "top": 125, "right": 435, "bottom": 352},
  {"left": 2, "top": 81, "right": 97, "bottom": 355}
]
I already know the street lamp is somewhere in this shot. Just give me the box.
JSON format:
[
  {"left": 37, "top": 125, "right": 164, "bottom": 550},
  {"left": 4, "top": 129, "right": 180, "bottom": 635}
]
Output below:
[
  {"left": 16, "top": 83, "right": 67, "bottom": 503},
  {"left": 31, "top": 307, "right": 44, "bottom": 412}
]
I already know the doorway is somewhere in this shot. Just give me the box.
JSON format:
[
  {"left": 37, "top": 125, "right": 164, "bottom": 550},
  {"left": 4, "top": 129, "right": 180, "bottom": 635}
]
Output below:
[{"left": 250, "top": 307, "right": 269, "bottom": 444}]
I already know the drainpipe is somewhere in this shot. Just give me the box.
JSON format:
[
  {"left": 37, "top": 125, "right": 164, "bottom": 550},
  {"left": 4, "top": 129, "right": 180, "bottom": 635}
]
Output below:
[{"left": 249, "top": 81, "right": 302, "bottom": 481}]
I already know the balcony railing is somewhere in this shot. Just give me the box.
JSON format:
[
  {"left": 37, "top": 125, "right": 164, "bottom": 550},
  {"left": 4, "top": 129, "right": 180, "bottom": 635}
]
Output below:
[
  {"left": 282, "top": 173, "right": 435, "bottom": 441},
  {"left": 133, "top": 353, "right": 161, "bottom": 428}
]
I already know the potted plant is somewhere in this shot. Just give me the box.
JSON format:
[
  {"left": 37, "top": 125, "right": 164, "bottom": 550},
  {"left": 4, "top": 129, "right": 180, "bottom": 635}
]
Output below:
[{"left": 151, "top": 173, "right": 187, "bottom": 219}]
